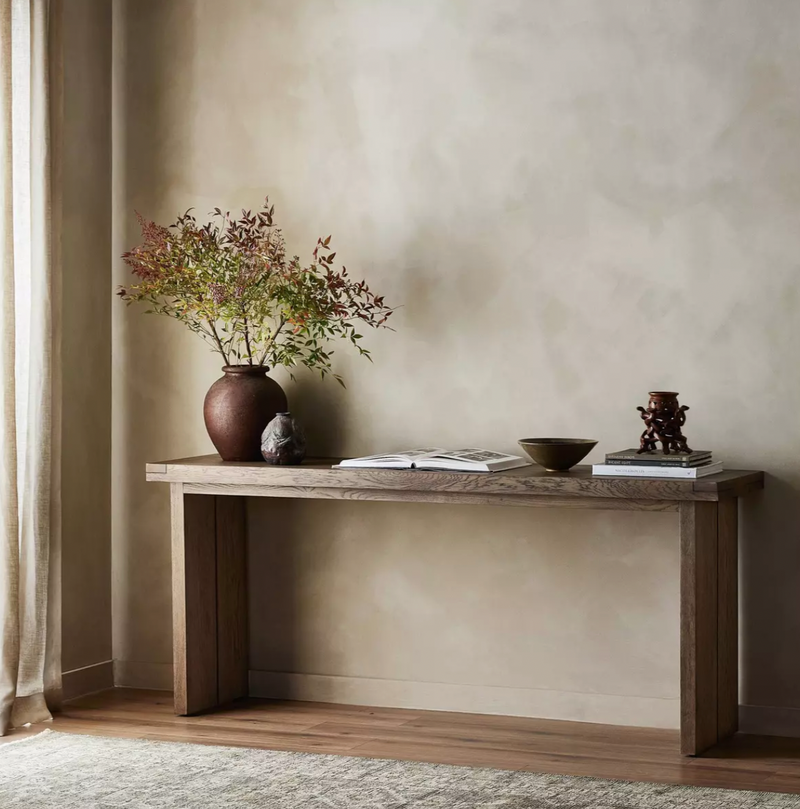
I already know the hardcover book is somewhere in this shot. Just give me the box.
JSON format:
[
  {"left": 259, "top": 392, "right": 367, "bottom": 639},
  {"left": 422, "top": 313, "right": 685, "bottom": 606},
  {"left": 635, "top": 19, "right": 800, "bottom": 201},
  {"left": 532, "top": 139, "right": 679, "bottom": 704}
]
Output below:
[
  {"left": 605, "top": 448, "right": 711, "bottom": 465},
  {"left": 592, "top": 461, "right": 723, "bottom": 479},
  {"left": 604, "top": 457, "right": 711, "bottom": 468},
  {"left": 335, "top": 448, "right": 530, "bottom": 473}
]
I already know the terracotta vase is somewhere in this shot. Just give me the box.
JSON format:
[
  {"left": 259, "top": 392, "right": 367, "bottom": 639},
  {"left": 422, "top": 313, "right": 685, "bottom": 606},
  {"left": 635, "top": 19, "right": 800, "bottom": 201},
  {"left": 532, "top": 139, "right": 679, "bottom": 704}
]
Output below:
[{"left": 203, "top": 365, "right": 288, "bottom": 462}]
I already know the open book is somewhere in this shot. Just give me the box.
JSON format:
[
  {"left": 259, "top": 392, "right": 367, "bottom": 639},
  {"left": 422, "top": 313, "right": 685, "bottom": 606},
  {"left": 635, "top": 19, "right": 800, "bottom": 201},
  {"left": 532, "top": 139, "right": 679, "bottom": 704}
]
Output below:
[{"left": 335, "top": 448, "right": 530, "bottom": 473}]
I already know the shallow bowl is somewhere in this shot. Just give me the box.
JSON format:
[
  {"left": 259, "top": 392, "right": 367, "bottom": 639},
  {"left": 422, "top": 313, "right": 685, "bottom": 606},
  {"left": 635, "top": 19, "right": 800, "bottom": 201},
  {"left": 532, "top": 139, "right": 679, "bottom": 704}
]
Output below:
[{"left": 518, "top": 438, "right": 598, "bottom": 472}]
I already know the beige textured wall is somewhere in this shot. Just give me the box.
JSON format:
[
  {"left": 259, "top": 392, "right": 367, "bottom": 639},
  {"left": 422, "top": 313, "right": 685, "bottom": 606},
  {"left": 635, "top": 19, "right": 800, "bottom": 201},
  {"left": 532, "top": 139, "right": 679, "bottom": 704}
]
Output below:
[
  {"left": 61, "top": 0, "right": 112, "bottom": 677},
  {"left": 113, "top": 0, "right": 800, "bottom": 726}
]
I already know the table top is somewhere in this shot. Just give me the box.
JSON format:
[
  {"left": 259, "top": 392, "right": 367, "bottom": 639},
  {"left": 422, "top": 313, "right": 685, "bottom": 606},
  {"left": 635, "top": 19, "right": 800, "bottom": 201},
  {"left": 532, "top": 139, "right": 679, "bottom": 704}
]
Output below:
[{"left": 147, "top": 455, "right": 764, "bottom": 503}]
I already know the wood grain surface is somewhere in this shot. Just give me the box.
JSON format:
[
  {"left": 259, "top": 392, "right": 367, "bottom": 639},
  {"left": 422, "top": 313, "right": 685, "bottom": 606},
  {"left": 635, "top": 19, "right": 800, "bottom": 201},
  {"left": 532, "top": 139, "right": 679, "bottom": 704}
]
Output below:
[
  {"left": 147, "top": 456, "right": 764, "bottom": 504},
  {"left": 680, "top": 501, "right": 719, "bottom": 755},
  {"left": 6, "top": 689, "right": 800, "bottom": 796},
  {"left": 172, "top": 487, "right": 218, "bottom": 715},
  {"left": 717, "top": 497, "right": 739, "bottom": 740},
  {"left": 182, "top": 482, "right": 682, "bottom": 511},
  {"left": 215, "top": 495, "right": 248, "bottom": 705}
]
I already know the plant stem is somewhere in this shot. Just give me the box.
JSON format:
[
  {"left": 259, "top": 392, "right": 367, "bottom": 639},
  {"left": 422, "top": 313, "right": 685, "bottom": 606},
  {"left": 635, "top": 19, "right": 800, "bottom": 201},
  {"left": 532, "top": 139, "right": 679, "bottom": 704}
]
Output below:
[
  {"left": 208, "top": 320, "right": 230, "bottom": 364},
  {"left": 259, "top": 316, "right": 287, "bottom": 366},
  {"left": 243, "top": 314, "right": 253, "bottom": 365},
  {"left": 194, "top": 322, "right": 225, "bottom": 355}
]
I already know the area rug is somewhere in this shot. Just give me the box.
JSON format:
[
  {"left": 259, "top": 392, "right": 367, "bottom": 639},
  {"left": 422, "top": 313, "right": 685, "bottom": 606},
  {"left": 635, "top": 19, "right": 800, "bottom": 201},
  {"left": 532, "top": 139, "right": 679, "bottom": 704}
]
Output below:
[{"left": 2, "top": 730, "right": 799, "bottom": 808}]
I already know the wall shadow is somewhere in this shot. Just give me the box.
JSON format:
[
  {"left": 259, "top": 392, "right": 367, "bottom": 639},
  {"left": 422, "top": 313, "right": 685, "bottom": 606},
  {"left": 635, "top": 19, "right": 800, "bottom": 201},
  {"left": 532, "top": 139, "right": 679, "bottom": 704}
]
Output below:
[
  {"left": 113, "top": 0, "right": 199, "bottom": 674},
  {"left": 247, "top": 375, "right": 348, "bottom": 696},
  {"left": 740, "top": 473, "right": 800, "bottom": 714},
  {"left": 61, "top": 0, "right": 114, "bottom": 675}
]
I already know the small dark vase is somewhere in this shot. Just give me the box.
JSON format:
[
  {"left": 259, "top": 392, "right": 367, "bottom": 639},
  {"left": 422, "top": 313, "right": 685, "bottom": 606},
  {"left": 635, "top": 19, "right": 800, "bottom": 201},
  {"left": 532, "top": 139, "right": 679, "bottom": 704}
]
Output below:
[
  {"left": 261, "top": 412, "right": 306, "bottom": 465},
  {"left": 203, "top": 365, "right": 288, "bottom": 462}
]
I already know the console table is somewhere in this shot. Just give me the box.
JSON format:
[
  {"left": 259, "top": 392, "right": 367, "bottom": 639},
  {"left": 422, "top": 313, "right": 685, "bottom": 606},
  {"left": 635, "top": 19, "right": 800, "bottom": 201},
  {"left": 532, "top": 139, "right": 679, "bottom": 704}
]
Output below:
[{"left": 146, "top": 455, "right": 764, "bottom": 756}]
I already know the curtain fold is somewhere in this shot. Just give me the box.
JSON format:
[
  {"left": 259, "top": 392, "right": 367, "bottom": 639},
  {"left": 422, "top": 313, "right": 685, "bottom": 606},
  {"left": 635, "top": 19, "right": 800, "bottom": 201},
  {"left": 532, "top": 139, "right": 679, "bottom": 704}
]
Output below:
[{"left": 0, "top": 0, "right": 60, "bottom": 736}]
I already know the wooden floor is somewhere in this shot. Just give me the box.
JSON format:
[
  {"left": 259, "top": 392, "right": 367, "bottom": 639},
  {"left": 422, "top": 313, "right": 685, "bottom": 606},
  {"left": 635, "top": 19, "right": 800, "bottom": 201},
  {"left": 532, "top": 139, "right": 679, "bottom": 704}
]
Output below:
[{"left": 5, "top": 688, "right": 800, "bottom": 795}]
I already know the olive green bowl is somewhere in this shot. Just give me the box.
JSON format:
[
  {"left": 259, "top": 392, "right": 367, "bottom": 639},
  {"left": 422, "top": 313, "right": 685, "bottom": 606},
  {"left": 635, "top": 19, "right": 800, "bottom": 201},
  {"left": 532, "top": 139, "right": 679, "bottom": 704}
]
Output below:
[{"left": 518, "top": 438, "right": 598, "bottom": 472}]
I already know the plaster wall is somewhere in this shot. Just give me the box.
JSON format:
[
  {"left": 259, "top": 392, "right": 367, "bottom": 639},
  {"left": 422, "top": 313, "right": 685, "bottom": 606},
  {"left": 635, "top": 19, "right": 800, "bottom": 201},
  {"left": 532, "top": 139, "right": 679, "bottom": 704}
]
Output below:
[{"left": 112, "top": 0, "right": 799, "bottom": 727}]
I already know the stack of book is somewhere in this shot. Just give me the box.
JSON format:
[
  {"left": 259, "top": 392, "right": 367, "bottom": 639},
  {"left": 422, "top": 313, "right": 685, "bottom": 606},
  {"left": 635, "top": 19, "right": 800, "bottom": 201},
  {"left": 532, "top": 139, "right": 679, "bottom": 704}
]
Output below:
[{"left": 592, "top": 448, "right": 722, "bottom": 478}]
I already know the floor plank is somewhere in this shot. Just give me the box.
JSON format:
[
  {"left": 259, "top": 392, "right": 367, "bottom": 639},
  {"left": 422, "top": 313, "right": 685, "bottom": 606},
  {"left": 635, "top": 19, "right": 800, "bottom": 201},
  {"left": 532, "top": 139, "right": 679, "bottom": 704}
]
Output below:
[{"left": 3, "top": 688, "right": 800, "bottom": 795}]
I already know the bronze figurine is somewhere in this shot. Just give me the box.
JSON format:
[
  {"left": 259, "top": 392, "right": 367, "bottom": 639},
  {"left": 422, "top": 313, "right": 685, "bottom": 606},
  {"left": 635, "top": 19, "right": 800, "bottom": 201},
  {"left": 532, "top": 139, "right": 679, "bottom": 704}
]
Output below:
[{"left": 637, "top": 391, "right": 691, "bottom": 455}]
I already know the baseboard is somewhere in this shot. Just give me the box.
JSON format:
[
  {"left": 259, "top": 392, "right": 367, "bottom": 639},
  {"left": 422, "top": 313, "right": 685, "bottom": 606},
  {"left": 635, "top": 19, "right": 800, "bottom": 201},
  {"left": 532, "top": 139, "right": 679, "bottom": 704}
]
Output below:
[
  {"left": 248, "top": 670, "right": 680, "bottom": 729},
  {"left": 740, "top": 704, "right": 800, "bottom": 738},
  {"left": 62, "top": 660, "right": 114, "bottom": 701},
  {"left": 93, "top": 661, "right": 800, "bottom": 737},
  {"left": 113, "top": 660, "right": 173, "bottom": 691}
]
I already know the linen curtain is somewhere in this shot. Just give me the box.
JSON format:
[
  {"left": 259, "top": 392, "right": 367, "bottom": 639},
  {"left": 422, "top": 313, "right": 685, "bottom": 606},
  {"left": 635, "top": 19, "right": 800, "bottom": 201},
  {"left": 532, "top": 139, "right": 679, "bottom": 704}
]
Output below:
[{"left": 0, "top": 0, "right": 60, "bottom": 735}]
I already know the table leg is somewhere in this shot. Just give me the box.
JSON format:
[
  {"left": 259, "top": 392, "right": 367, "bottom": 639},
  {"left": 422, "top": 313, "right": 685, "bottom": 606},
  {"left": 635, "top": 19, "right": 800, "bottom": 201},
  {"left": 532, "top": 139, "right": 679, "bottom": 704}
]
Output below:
[
  {"left": 679, "top": 499, "right": 739, "bottom": 755},
  {"left": 216, "top": 495, "right": 249, "bottom": 705},
  {"left": 170, "top": 484, "right": 248, "bottom": 715},
  {"left": 717, "top": 497, "right": 739, "bottom": 740}
]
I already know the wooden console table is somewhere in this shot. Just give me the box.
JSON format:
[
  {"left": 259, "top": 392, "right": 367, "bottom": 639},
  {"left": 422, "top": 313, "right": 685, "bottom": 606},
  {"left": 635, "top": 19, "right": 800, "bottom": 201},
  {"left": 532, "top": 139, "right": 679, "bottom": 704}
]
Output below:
[{"left": 146, "top": 455, "right": 764, "bottom": 756}]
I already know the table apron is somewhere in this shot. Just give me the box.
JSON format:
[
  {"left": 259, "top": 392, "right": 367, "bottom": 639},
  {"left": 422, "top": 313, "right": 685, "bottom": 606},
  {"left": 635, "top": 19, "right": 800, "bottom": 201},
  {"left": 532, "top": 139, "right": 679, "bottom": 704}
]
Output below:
[{"left": 181, "top": 482, "right": 682, "bottom": 511}]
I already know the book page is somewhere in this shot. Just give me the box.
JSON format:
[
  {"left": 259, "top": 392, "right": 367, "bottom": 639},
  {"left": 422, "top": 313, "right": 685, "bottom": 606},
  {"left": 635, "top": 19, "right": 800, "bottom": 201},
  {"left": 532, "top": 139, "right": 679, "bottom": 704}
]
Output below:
[
  {"left": 345, "top": 448, "right": 444, "bottom": 463},
  {"left": 426, "top": 448, "right": 520, "bottom": 463},
  {"left": 398, "top": 447, "right": 446, "bottom": 460}
]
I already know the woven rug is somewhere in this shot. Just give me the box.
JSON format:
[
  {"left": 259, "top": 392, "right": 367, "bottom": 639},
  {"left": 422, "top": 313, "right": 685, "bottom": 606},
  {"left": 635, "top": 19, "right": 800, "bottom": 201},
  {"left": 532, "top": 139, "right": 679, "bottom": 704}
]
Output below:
[{"left": 2, "top": 730, "right": 799, "bottom": 808}]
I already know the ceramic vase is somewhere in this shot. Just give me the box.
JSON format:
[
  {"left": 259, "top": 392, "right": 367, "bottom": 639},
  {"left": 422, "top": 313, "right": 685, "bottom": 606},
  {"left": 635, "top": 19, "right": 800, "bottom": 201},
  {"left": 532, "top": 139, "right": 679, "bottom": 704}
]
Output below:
[
  {"left": 203, "top": 365, "right": 287, "bottom": 462},
  {"left": 261, "top": 411, "right": 306, "bottom": 465}
]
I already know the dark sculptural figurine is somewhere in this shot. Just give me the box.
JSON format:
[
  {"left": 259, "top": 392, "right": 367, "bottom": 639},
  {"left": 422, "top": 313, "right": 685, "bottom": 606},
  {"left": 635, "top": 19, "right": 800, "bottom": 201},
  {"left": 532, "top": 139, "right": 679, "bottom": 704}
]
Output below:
[
  {"left": 261, "top": 412, "right": 306, "bottom": 465},
  {"left": 637, "top": 391, "right": 692, "bottom": 455}
]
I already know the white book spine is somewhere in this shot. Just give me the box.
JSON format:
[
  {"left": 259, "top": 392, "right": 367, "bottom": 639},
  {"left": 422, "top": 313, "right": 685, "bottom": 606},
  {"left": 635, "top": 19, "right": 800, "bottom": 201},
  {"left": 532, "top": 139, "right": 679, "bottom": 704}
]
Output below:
[{"left": 592, "top": 463, "right": 721, "bottom": 479}]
